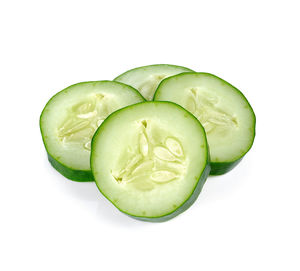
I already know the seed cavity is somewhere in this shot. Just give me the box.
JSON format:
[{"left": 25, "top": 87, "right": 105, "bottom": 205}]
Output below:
[
  {"left": 59, "top": 120, "right": 90, "bottom": 136},
  {"left": 151, "top": 170, "right": 177, "bottom": 183},
  {"left": 190, "top": 88, "right": 198, "bottom": 97},
  {"left": 184, "top": 89, "right": 238, "bottom": 134},
  {"left": 165, "top": 138, "right": 183, "bottom": 157},
  {"left": 77, "top": 111, "right": 97, "bottom": 119},
  {"left": 122, "top": 154, "right": 142, "bottom": 176},
  {"left": 131, "top": 178, "right": 155, "bottom": 191},
  {"left": 141, "top": 120, "right": 148, "bottom": 128},
  {"left": 139, "top": 132, "right": 148, "bottom": 157},
  {"left": 138, "top": 74, "right": 167, "bottom": 100},
  {"left": 131, "top": 160, "right": 153, "bottom": 176},
  {"left": 72, "top": 101, "right": 95, "bottom": 113},
  {"left": 113, "top": 176, "right": 123, "bottom": 183},
  {"left": 96, "top": 94, "right": 105, "bottom": 100},
  {"left": 112, "top": 122, "right": 186, "bottom": 191},
  {"left": 154, "top": 146, "right": 177, "bottom": 162},
  {"left": 58, "top": 94, "right": 112, "bottom": 150},
  {"left": 185, "top": 96, "right": 196, "bottom": 114}
]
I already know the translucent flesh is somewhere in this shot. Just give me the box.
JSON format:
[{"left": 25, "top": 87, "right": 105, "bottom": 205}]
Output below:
[
  {"left": 40, "top": 81, "right": 144, "bottom": 170},
  {"left": 184, "top": 88, "right": 238, "bottom": 136},
  {"left": 154, "top": 73, "right": 255, "bottom": 162},
  {"left": 111, "top": 119, "right": 186, "bottom": 191},
  {"left": 58, "top": 94, "right": 113, "bottom": 151},
  {"left": 136, "top": 74, "right": 168, "bottom": 100},
  {"left": 91, "top": 102, "right": 208, "bottom": 217},
  {"left": 114, "top": 65, "right": 193, "bottom": 100}
]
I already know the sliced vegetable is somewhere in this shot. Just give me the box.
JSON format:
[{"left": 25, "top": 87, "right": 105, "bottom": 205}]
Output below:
[
  {"left": 114, "top": 64, "right": 193, "bottom": 100},
  {"left": 40, "top": 81, "right": 145, "bottom": 181},
  {"left": 91, "top": 101, "right": 210, "bottom": 221},
  {"left": 154, "top": 73, "right": 256, "bottom": 175}
]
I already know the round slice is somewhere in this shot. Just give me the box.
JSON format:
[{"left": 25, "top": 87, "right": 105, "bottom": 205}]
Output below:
[
  {"left": 154, "top": 73, "right": 256, "bottom": 175},
  {"left": 114, "top": 64, "right": 194, "bottom": 100},
  {"left": 91, "top": 102, "right": 210, "bottom": 222},
  {"left": 40, "top": 81, "right": 145, "bottom": 182}
]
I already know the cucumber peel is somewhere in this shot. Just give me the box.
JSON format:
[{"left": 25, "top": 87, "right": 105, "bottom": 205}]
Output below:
[
  {"left": 154, "top": 72, "right": 256, "bottom": 175},
  {"left": 114, "top": 64, "right": 193, "bottom": 100},
  {"left": 40, "top": 67, "right": 256, "bottom": 222},
  {"left": 40, "top": 81, "right": 145, "bottom": 182},
  {"left": 91, "top": 102, "right": 210, "bottom": 221}
]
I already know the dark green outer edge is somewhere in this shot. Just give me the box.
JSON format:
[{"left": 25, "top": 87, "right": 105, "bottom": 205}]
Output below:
[
  {"left": 129, "top": 163, "right": 211, "bottom": 222},
  {"left": 210, "top": 159, "right": 242, "bottom": 175},
  {"left": 153, "top": 72, "right": 256, "bottom": 175},
  {"left": 47, "top": 153, "right": 94, "bottom": 182},
  {"left": 40, "top": 80, "right": 146, "bottom": 182},
  {"left": 91, "top": 101, "right": 211, "bottom": 222},
  {"left": 113, "top": 64, "right": 194, "bottom": 81}
]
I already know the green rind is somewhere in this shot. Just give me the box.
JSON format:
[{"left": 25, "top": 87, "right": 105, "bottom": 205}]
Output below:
[
  {"left": 113, "top": 64, "right": 194, "bottom": 82},
  {"left": 210, "top": 159, "right": 242, "bottom": 175},
  {"left": 128, "top": 163, "right": 211, "bottom": 222},
  {"left": 153, "top": 72, "right": 256, "bottom": 175},
  {"left": 47, "top": 154, "right": 94, "bottom": 182},
  {"left": 91, "top": 101, "right": 210, "bottom": 222},
  {"left": 40, "top": 80, "right": 146, "bottom": 182}
]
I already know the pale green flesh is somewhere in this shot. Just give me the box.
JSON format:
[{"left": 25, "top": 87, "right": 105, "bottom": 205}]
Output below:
[
  {"left": 114, "top": 64, "right": 193, "bottom": 101},
  {"left": 91, "top": 102, "right": 208, "bottom": 218},
  {"left": 111, "top": 124, "right": 187, "bottom": 191},
  {"left": 154, "top": 73, "right": 255, "bottom": 163},
  {"left": 40, "top": 81, "right": 145, "bottom": 171},
  {"left": 58, "top": 93, "right": 113, "bottom": 151}
]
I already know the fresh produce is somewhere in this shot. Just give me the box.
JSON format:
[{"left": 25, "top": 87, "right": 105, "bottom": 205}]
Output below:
[
  {"left": 40, "top": 66, "right": 256, "bottom": 222},
  {"left": 91, "top": 102, "right": 210, "bottom": 221},
  {"left": 114, "top": 64, "right": 193, "bottom": 100},
  {"left": 154, "top": 72, "right": 256, "bottom": 175},
  {"left": 40, "top": 81, "right": 145, "bottom": 181}
]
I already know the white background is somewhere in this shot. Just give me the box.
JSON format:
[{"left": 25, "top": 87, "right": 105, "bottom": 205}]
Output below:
[{"left": 1, "top": 0, "right": 299, "bottom": 270}]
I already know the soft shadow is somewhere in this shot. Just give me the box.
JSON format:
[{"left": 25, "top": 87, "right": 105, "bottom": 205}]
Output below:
[
  {"left": 55, "top": 174, "right": 100, "bottom": 202},
  {"left": 95, "top": 194, "right": 152, "bottom": 228},
  {"left": 49, "top": 164, "right": 150, "bottom": 227},
  {"left": 196, "top": 160, "right": 253, "bottom": 206}
]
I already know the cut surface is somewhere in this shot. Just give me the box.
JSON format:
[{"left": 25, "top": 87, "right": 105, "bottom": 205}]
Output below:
[
  {"left": 114, "top": 64, "right": 194, "bottom": 100},
  {"left": 58, "top": 93, "right": 112, "bottom": 151},
  {"left": 154, "top": 73, "right": 256, "bottom": 166},
  {"left": 40, "top": 81, "right": 145, "bottom": 178},
  {"left": 91, "top": 102, "right": 209, "bottom": 220}
]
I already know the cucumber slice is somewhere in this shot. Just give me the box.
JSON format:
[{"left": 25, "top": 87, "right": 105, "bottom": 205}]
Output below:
[
  {"left": 154, "top": 73, "right": 256, "bottom": 175},
  {"left": 114, "top": 64, "right": 194, "bottom": 100},
  {"left": 91, "top": 102, "right": 210, "bottom": 221},
  {"left": 40, "top": 81, "right": 145, "bottom": 182}
]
